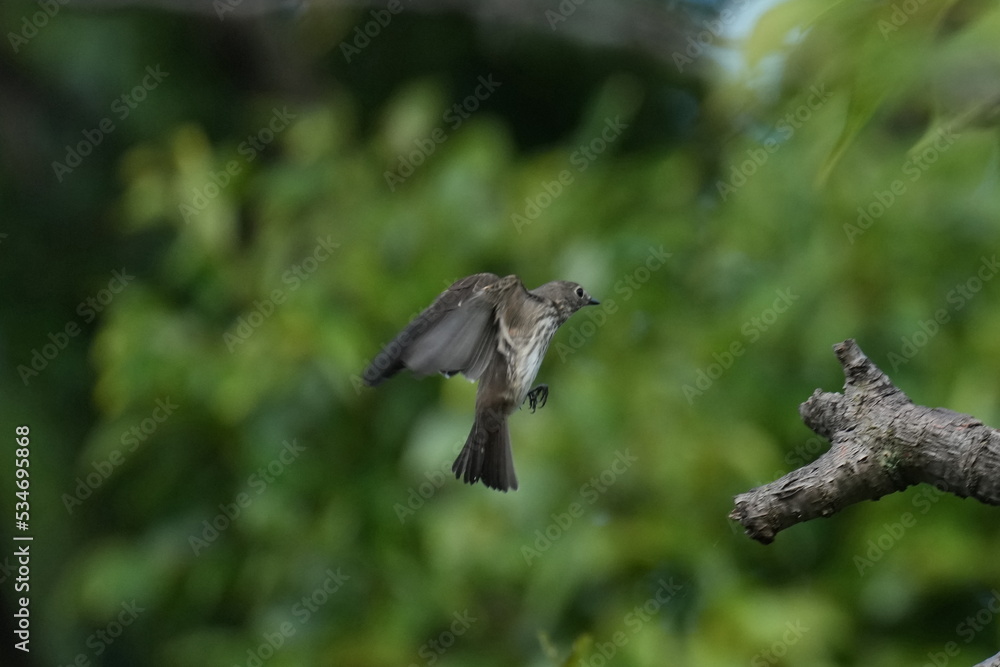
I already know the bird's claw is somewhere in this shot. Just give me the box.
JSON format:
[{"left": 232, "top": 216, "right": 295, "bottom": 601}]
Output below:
[{"left": 526, "top": 384, "right": 549, "bottom": 413}]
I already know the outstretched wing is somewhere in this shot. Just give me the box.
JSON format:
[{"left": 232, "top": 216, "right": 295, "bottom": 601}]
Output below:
[{"left": 363, "top": 273, "right": 512, "bottom": 386}]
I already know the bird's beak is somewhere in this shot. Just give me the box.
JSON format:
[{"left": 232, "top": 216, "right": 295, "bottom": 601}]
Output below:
[{"left": 587, "top": 297, "right": 600, "bottom": 306}]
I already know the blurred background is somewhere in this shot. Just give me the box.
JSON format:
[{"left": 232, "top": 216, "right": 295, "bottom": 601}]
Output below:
[{"left": 2, "top": 0, "right": 1000, "bottom": 665}]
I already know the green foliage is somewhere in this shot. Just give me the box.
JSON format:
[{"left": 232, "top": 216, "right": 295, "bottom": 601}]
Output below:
[{"left": 3, "top": 1, "right": 1000, "bottom": 666}]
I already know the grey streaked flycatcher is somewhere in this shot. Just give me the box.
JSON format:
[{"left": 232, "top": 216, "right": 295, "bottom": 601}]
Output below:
[{"left": 363, "top": 273, "right": 599, "bottom": 491}]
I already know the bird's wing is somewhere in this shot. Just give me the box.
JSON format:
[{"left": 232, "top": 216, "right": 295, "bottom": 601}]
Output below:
[{"left": 364, "top": 273, "right": 511, "bottom": 385}]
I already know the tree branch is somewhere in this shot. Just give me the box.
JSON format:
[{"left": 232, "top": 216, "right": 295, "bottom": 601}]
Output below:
[{"left": 730, "top": 339, "right": 1000, "bottom": 545}]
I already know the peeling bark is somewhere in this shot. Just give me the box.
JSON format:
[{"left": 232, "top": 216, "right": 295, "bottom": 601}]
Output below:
[{"left": 730, "top": 339, "right": 1000, "bottom": 545}]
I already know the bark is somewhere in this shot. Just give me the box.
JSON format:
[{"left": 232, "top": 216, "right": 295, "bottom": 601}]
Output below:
[{"left": 730, "top": 339, "right": 1000, "bottom": 545}]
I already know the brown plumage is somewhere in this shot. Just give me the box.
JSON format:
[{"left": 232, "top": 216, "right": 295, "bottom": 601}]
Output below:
[{"left": 364, "top": 273, "right": 598, "bottom": 491}]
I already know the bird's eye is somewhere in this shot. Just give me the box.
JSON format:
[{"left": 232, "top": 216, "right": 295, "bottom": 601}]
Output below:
[{"left": 575, "top": 287, "right": 584, "bottom": 298}]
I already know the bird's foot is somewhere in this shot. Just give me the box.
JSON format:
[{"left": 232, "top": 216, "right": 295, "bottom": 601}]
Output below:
[{"left": 525, "top": 384, "right": 549, "bottom": 413}]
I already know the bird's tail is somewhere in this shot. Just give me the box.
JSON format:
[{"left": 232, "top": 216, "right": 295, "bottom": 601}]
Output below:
[{"left": 452, "top": 407, "right": 517, "bottom": 492}]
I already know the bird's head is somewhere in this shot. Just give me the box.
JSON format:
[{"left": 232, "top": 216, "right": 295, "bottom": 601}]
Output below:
[{"left": 533, "top": 280, "right": 599, "bottom": 319}]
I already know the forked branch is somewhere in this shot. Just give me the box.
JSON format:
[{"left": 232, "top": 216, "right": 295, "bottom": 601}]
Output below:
[{"left": 730, "top": 339, "right": 1000, "bottom": 545}]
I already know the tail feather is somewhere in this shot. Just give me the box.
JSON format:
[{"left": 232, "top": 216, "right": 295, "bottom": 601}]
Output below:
[{"left": 452, "top": 409, "right": 517, "bottom": 492}]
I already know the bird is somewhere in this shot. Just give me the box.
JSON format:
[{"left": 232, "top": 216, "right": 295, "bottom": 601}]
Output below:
[{"left": 363, "top": 273, "right": 599, "bottom": 492}]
